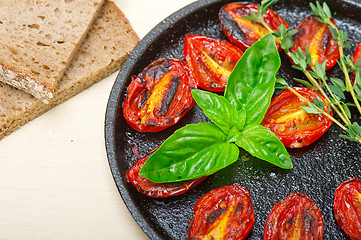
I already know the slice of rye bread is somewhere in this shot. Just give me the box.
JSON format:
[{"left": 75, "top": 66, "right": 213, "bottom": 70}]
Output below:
[
  {"left": 0, "top": 0, "right": 139, "bottom": 139},
  {"left": 0, "top": 0, "right": 105, "bottom": 100}
]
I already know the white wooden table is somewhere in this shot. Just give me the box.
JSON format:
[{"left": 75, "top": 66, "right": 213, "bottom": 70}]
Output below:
[{"left": 0, "top": 1, "right": 196, "bottom": 239}]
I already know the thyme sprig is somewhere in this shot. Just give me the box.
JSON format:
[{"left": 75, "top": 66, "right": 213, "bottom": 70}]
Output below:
[
  {"left": 243, "top": 0, "right": 279, "bottom": 24},
  {"left": 251, "top": 0, "right": 361, "bottom": 143},
  {"left": 310, "top": 1, "right": 361, "bottom": 115}
]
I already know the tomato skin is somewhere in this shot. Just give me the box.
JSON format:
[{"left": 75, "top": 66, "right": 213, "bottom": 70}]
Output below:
[
  {"left": 183, "top": 34, "right": 243, "bottom": 92},
  {"left": 218, "top": 3, "right": 288, "bottom": 51},
  {"left": 350, "top": 43, "right": 361, "bottom": 82},
  {"left": 290, "top": 16, "right": 340, "bottom": 70},
  {"left": 334, "top": 178, "right": 361, "bottom": 240},
  {"left": 126, "top": 149, "right": 206, "bottom": 198},
  {"left": 123, "top": 58, "right": 196, "bottom": 132},
  {"left": 261, "top": 87, "right": 332, "bottom": 148},
  {"left": 353, "top": 43, "right": 361, "bottom": 66},
  {"left": 187, "top": 184, "right": 255, "bottom": 240},
  {"left": 353, "top": 43, "right": 361, "bottom": 71},
  {"left": 263, "top": 193, "right": 324, "bottom": 240}
]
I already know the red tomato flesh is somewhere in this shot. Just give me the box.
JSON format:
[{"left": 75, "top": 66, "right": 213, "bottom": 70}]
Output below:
[
  {"left": 290, "top": 16, "right": 339, "bottom": 70},
  {"left": 219, "top": 3, "right": 288, "bottom": 51},
  {"left": 261, "top": 87, "right": 332, "bottom": 148},
  {"left": 184, "top": 34, "right": 243, "bottom": 92},
  {"left": 353, "top": 43, "right": 361, "bottom": 67},
  {"left": 263, "top": 193, "right": 324, "bottom": 240},
  {"left": 350, "top": 43, "right": 361, "bottom": 82},
  {"left": 126, "top": 149, "right": 206, "bottom": 198},
  {"left": 334, "top": 178, "right": 361, "bottom": 240},
  {"left": 123, "top": 58, "right": 196, "bottom": 132},
  {"left": 187, "top": 184, "right": 255, "bottom": 240}
]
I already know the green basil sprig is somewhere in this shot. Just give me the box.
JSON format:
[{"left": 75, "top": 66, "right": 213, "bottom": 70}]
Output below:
[{"left": 139, "top": 34, "right": 293, "bottom": 183}]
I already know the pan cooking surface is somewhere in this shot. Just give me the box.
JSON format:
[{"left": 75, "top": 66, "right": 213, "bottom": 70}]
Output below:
[{"left": 105, "top": 0, "right": 361, "bottom": 239}]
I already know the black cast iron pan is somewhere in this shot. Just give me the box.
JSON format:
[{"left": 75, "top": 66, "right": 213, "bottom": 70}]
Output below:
[{"left": 105, "top": 0, "right": 361, "bottom": 239}]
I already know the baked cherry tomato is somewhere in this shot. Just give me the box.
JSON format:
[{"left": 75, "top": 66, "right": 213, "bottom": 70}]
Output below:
[
  {"left": 263, "top": 193, "right": 324, "bottom": 240},
  {"left": 183, "top": 34, "right": 243, "bottom": 92},
  {"left": 290, "top": 16, "right": 339, "bottom": 70},
  {"left": 126, "top": 149, "right": 206, "bottom": 198},
  {"left": 353, "top": 43, "right": 361, "bottom": 66},
  {"left": 218, "top": 3, "right": 288, "bottom": 51},
  {"left": 123, "top": 58, "right": 196, "bottom": 132},
  {"left": 261, "top": 87, "right": 332, "bottom": 148},
  {"left": 334, "top": 178, "right": 361, "bottom": 240},
  {"left": 187, "top": 184, "right": 254, "bottom": 240},
  {"left": 350, "top": 43, "right": 361, "bottom": 82}
]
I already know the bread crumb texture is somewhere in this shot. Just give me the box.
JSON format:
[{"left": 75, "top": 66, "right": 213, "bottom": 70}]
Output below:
[
  {"left": 0, "top": 0, "right": 104, "bottom": 99},
  {"left": 0, "top": 0, "right": 139, "bottom": 139}
]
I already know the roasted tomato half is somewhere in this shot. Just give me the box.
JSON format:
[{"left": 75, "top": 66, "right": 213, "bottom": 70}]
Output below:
[
  {"left": 353, "top": 43, "right": 361, "bottom": 66},
  {"left": 261, "top": 87, "right": 332, "bottom": 148},
  {"left": 123, "top": 58, "right": 196, "bottom": 132},
  {"left": 263, "top": 193, "right": 324, "bottom": 240},
  {"left": 219, "top": 3, "right": 288, "bottom": 51},
  {"left": 126, "top": 149, "right": 206, "bottom": 198},
  {"left": 187, "top": 184, "right": 255, "bottom": 240},
  {"left": 334, "top": 178, "right": 361, "bottom": 240},
  {"left": 290, "top": 16, "right": 340, "bottom": 70},
  {"left": 184, "top": 34, "right": 243, "bottom": 92},
  {"left": 353, "top": 43, "right": 361, "bottom": 73},
  {"left": 350, "top": 43, "right": 361, "bottom": 82}
]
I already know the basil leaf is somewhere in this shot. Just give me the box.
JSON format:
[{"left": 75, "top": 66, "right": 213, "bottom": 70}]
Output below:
[
  {"left": 191, "top": 89, "right": 236, "bottom": 135},
  {"left": 232, "top": 108, "right": 246, "bottom": 131},
  {"left": 235, "top": 125, "right": 293, "bottom": 169},
  {"left": 224, "top": 34, "right": 281, "bottom": 125},
  {"left": 227, "top": 109, "right": 247, "bottom": 142},
  {"left": 139, "top": 122, "right": 240, "bottom": 182},
  {"left": 227, "top": 127, "right": 243, "bottom": 143}
]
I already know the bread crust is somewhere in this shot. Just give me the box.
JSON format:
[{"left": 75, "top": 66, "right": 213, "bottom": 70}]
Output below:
[{"left": 0, "top": 63, "right": 53, "bottom": 100}]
